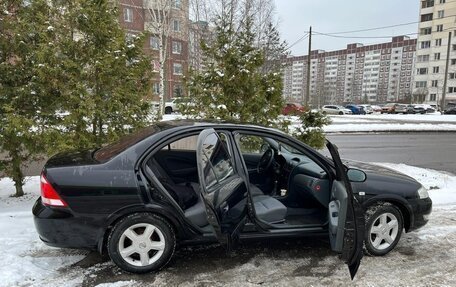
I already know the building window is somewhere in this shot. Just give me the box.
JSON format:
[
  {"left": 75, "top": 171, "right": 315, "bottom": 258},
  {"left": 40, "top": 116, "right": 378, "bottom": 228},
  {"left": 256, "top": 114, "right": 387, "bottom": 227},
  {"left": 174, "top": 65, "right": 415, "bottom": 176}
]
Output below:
[
  {"left": 173, "top": 62, "right": 183, "bottom": 75},
  {"left": 173, "top": 84, "right": 183, "bottom": 97},
  {"left": 430, "top": 94, "right": 437, "bottom": 101},
  {"left": 449, "top": 87, "right": 456, "bottom": 93},
  {"left": 450, "top": 73, "right": 456, "bottom": 79},
  {"left": 435, "top": 38, "right": 442, "bottom": 46},
  {"left": 417, "top": 68, "right": 428, "bottom": 75},
  {"left": 438, "top": 10, "right": 444, "bottom": 18},
  {"left": 173, "top": 0, "right": 182, "bottom": 8},
  {"left": 153, "top": 82, "right": 160, "bottom": 94},
  {"left": 440, "top": 0, "right": 446, "bottom": 3},
  {"left": 416, "top": 81, "right": 427, "bottom": 88},
  {"left": 420, "top": 27, "right": 432, "bottom": 35},
  {"left": 124, "top": 7, "right": 133, "bottom": 23},
  {"left": 418, "top": 55, "right": 430, "bottom": 62},
  {"left": 420, "top": 41, "right": 431, "bottom": 49},
  {"left": 437, "top": 24, "right": 443, "bottom": 32},
  {"left": 172, "top": 41, "right": 182, "bottom": 54},
  {"left": 432, "top": 80, "right": 438, "bottom": 87},
  {"left": 421, "top": 13, "right": 433, "bottom": 22},
  {"left": 452, "top": 59, "right": 456, "bottom": 65},
  {"left": 433, "top": 66, "right": 440, "bottom": 73},
  {"left": 422, "top": 0, "right": 435, "bottom": 8},
  {"left": 173, "top": 19, "right": 180, "bottom": 32},
  {"left": 150, "top": 36, "right": 159, "bottom": 50},
  {"left": 435, "top": 53, "right": 441, "bottom": 60}
]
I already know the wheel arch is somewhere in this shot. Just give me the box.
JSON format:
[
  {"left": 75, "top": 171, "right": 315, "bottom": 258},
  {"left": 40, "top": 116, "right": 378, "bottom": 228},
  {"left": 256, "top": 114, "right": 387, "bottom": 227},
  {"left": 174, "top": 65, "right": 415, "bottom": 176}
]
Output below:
[
  {"left": 97, "top": 205, "right": 186, "bottom": 254},
  {"left": 362, "top": 195, "right": 413, "bottom": 232}
]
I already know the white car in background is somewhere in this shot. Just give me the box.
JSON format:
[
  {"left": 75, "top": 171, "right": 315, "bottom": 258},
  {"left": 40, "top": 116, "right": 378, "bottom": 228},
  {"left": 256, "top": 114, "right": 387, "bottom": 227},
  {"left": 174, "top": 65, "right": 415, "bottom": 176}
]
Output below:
[
  {"left": 322, "top": 105, "right": 353, "bottom": 115},
  {"left": 358, "top": 104, "right": 374, "bottom": 114}
]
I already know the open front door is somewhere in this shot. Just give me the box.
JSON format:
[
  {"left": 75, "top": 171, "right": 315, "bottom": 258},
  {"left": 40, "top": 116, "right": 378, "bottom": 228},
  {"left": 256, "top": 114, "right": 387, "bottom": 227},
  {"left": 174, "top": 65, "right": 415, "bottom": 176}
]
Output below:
[
  {"left": 196, "top": 128, "right": 248, "bottom": 247},
  {"left": 326, "top": 140, "right": 365, "bottom": 279}
]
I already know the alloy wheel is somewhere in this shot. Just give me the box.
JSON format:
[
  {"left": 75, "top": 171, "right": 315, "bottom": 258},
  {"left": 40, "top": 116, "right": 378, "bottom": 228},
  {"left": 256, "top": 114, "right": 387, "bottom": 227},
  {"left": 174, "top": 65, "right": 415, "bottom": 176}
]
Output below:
[
  {"left": 118, "top": 223, "right": 166, "bottom": 267},
  {"left": 368, "top": 212, "right": 399, "bottom": 251}
]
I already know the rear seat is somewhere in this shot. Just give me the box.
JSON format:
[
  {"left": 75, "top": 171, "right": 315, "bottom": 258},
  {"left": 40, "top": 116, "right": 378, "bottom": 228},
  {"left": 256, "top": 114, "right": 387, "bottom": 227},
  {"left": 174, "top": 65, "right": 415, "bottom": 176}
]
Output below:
[{"left": 146, "top": 158, "right": 286, "bottom": 227}]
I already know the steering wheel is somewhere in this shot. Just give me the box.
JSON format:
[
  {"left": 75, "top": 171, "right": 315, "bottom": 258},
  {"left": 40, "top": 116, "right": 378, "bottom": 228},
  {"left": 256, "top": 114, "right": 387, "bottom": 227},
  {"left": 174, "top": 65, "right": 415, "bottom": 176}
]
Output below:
[{"left": 257, "top": 148, "right": 274, "bottom": 173}]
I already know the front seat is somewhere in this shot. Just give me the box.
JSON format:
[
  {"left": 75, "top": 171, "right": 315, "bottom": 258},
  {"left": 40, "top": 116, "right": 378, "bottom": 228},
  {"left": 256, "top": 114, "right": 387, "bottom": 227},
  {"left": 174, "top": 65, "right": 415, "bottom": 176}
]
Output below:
[{"left": 252, "top": 194, "right": 287, "bottom": 223}]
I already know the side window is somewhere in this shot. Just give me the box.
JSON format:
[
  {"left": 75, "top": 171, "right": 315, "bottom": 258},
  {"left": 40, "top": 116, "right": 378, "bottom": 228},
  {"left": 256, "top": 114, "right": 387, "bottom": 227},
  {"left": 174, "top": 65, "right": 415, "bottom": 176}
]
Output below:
[
  {"left": 237, "top": 135, "right": 268, "bottom": 154},
  {"left": 162, "top": 135, "right": 197, "bottom": 151},
  {"left": 200, "top": 132, "right": 235, "bottom": 189}
]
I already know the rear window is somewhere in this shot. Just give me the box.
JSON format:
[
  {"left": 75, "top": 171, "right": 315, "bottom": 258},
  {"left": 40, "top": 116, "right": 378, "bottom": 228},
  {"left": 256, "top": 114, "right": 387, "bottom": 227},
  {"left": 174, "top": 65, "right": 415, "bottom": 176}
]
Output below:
[{"left": 94, "top": 125, "right": 160, "bottom": 162}]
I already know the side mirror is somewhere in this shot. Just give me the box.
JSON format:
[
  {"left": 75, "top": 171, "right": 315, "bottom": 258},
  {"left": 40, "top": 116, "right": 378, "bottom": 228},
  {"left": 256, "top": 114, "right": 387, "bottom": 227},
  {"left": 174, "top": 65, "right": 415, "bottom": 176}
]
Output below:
[{"left": 347, "top": 168, "right": 367, "bottom": 182}]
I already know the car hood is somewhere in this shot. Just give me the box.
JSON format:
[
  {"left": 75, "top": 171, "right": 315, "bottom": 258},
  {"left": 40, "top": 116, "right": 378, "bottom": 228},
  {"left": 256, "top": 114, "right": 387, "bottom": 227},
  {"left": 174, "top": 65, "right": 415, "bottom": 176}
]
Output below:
[{"left": 343, "top": 159, "right": 421, "bottom": 198}]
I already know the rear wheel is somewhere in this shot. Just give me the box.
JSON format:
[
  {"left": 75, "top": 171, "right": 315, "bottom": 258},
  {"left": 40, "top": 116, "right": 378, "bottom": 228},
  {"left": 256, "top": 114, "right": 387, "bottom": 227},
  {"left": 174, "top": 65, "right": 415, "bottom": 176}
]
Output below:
[
  {"left": 339, "top": 111, "right": 344, "bottom": 115},
  {"left": 107, "top": 213, "right": 176, "bottom": 273},
  {"left": 364, "top": 203, "right": 403, "bottom": 256},
  {"left": 164, "top": 106, "right": 173, "bottom": 114}
]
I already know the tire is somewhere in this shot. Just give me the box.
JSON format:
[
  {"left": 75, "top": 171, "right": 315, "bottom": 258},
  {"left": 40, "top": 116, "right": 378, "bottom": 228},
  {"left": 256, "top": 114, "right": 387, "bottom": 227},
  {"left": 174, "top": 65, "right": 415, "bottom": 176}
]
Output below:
[
  {"left": 164, "top": 107, "right": 173, "bottom": 114},
  {"left": 364, "top": 202, "right": 403, "bottom": 256},
  {"left": 339, "top": 111, "right": 344, "bottom": 115},
  {"left": 107, "top": 213, "right": 176, "bottom": 273}
]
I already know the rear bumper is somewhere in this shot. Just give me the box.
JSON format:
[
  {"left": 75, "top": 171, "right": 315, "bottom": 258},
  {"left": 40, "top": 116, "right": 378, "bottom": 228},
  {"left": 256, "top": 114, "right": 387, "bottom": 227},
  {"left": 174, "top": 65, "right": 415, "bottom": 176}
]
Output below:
[
  {"left": 33, "top": 198, "right": 101, "bottom": 250},
  {"left": 408, "top": 197, "right": 432, "bottom": 232}
]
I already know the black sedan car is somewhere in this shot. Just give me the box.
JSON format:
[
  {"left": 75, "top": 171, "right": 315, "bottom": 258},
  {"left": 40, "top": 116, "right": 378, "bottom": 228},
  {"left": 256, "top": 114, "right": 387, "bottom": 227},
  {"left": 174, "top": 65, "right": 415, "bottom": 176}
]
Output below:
[
  {"left": 33, "top": 121, "right": 432, "bottom": 278},
  {"left": 444, "top": 107, "right": 456, "bottom": 114}
]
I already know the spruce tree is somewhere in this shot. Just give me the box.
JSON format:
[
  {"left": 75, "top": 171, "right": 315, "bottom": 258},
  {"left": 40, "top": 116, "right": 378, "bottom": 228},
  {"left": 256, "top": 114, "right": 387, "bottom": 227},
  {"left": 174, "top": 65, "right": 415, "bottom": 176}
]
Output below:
[
  {"left": 183, "top": 14, "right": 284, "bottom": 126},
  {"left": 0, "top": 0, "right": 63, "bottom": 196},
  {"left": 53, "top": 0, "right": 153, "bottom": 149}
]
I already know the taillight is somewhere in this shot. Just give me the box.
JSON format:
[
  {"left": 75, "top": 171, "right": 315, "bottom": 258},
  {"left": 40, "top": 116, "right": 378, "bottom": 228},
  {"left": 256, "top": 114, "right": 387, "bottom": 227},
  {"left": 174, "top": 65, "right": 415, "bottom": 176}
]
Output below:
[{"left": 40, "top": 173, "right": 68, "bottom": 207}]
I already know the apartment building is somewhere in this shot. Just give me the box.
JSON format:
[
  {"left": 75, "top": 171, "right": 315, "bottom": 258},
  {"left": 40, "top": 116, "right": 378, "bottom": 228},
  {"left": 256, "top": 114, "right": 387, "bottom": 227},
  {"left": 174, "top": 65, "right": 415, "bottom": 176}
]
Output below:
[
  {"left": 119, "top": 0, "right": 189, "bottom": 100},
  {"left": 415, "top": 0, "right": 456, "bottom": 105},
  {"left": 282, "top": 36, "right": 416, "bottom": 106}
]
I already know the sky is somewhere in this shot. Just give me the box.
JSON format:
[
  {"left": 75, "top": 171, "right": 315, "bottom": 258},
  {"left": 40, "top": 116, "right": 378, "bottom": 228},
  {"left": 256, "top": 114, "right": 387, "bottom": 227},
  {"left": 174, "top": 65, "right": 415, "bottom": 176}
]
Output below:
[{"left": 275, "top": 0, "right": 420, "bottom": 56}]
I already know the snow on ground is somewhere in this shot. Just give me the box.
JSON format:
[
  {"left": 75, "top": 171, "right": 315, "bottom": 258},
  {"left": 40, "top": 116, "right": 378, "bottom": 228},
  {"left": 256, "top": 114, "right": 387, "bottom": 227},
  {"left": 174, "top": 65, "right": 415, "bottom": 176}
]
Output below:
[
  {"left": 325, "top": 114, "right": 456, "bottom": 133},
  {"left": 162, "top": 112, "right": 456, "bottom": 133},
  {"left": 1, "top": 164, "right": 456, "bottom": 286}
]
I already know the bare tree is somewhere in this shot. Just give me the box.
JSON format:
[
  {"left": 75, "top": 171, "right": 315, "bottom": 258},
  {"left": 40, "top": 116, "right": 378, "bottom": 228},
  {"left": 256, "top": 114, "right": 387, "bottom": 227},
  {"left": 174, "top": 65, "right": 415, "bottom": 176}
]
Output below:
[{"left": 144, "top": 0, "right": 172, "bottom": 117}]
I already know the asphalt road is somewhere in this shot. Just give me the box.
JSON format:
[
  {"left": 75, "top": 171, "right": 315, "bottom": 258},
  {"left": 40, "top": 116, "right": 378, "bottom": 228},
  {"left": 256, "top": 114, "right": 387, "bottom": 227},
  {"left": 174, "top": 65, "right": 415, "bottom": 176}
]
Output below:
[{"left": 326, "top": 132, "right": 456, "bottom": 174}]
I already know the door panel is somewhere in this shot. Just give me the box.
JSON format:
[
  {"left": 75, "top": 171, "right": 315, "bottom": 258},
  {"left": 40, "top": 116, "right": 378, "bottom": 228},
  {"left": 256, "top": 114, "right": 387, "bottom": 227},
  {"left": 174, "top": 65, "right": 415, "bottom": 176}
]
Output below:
[
  {"left": 328, "top": 180, "right": 348, "bottom": 252},
  {"left": 196, "top": 129, "right": 248, "bottom": 245},
  {"left": 326, "top": 141, "right": 364, "bottom": 279}
]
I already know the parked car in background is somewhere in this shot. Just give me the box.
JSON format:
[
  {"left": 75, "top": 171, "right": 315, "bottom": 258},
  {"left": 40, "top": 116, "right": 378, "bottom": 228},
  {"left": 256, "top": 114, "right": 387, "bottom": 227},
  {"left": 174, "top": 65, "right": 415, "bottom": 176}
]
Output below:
[
  {"left": 371, "top": 105, "right": 382, "bottom": 112},
  {"left": 414, "top": 104, "right": 435, "bottom": 114},
  {"left": 430, "top": 104, "right": 440, "bottom": 112},
  {"left": 345, "top": 104, "right": 367, "bottom": 115},
  {"left": 282, "top": 103, "right": 306, "bottom": 115},
  {"left": 33, "top": 120, "right": 432, "bottom": 277},
  {"left": 406, "top": 105, "right": 415, "bottom": 114},
  {"left": 444, "top": 107, "right": 456, "bottom": 114},
  {"left": 381, "top": 103, "right": 401, "bottom": 114},
  {"left": 408, "top": 105, "right": 426, "bottom": 114},
  {"left": 358, "top": 104, "right": 374, "bottom": 114},
  {"left": 164, "top": 98, "right": 194, "bottom": 114},
  {"left": 322, "top": 105, "right": 353, "bottom": 115},
  {"left": 394, "top": 104, "right": 408, "bottom": 114}
]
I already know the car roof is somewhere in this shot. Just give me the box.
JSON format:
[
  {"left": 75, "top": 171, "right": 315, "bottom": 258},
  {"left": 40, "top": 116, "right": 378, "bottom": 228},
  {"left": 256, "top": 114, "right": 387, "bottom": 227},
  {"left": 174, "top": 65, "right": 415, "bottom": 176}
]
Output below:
[{"left": 95, "top": 120, "right": 287, "bottom": 163}]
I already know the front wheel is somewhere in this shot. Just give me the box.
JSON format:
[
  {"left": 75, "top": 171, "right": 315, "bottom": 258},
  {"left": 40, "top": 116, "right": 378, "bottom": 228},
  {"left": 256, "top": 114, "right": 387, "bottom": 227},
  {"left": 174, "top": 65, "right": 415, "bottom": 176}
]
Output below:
[
  {"left": 364, "top": 203, "right": 403, "bottom": 256},
  {"left": 164, "top": 107, "right": 173, "bottom": 114},
  {"left": 339, "top": 111, "right": 344, "bottom": 115},
  {"left": 107, "top": 213, "right": 176, "bottom": 273}
]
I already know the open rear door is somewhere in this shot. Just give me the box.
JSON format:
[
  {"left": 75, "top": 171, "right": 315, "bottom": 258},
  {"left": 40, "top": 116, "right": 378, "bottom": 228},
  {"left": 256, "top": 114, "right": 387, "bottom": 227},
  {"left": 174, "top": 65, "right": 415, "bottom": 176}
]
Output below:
[
  {"left": 326, "top": 140, "right": 364, "bottom": 279},
  {"left": 196, "top": 128, "right": 248, "bottom": 247}
]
